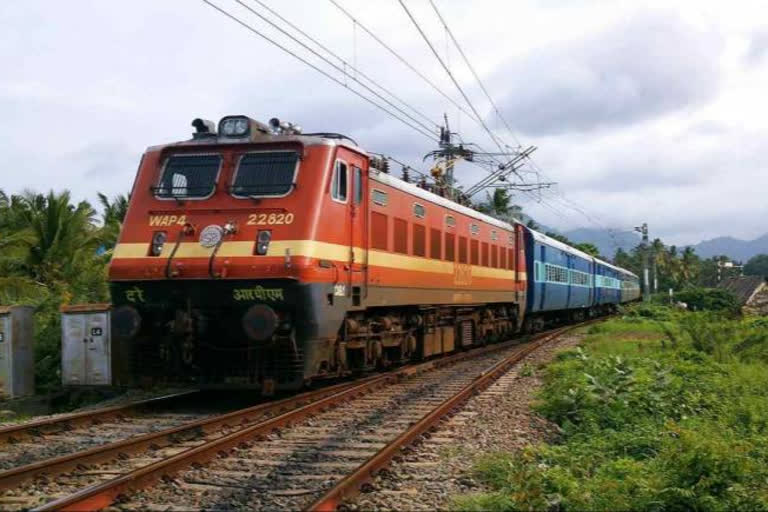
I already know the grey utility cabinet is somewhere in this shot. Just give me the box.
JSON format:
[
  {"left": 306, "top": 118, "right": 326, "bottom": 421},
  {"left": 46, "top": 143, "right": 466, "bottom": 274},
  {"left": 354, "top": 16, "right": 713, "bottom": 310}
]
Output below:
[
  {"left": 0, "top": 306, "right": 35, "bottom": 398},
  {"left": 61, "top": 305, "right": 112, "bottom": 386}
]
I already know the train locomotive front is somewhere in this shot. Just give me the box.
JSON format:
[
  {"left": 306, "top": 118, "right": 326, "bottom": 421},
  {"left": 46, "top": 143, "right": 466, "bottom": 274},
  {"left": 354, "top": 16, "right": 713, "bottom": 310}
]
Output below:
[{"left": 109, "top": 117, "right": 365, "bottom": 391}]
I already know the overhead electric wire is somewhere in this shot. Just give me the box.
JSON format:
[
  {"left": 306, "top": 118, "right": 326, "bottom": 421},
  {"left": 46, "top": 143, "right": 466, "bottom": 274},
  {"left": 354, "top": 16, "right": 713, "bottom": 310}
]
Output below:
[
  {"left": 396, "top": 0, "right": 510, "bottom": 157},
  {"left": 201, "top": 0, "right": 438, "bottom": 143},
  {"left": 426, "top": 0, "right": 522, "bottom": 150},
  {"left": 247, "top": 0, "right": 440, "bottom": 132},
  {"left": 327, "top": 0, "right": 494, "bottom": 138},
  {"left": 233, "top": 0, "right": 439, "bottom": 139}
]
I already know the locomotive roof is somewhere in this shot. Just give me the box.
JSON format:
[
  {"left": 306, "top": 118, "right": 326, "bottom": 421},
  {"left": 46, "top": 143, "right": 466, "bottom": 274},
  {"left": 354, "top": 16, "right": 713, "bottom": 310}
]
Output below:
[
  {"left": 148, "top": 133, "right": 363, "bottom": 154},
  {"left": 370, "top": 169, "right": 520, "bottom": 234}
]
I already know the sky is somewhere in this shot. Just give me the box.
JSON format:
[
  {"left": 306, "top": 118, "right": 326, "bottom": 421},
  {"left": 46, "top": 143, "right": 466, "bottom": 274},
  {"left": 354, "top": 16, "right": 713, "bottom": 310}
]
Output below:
[{"left": 1, "top": 0, "right": 767, "bottom": 247}]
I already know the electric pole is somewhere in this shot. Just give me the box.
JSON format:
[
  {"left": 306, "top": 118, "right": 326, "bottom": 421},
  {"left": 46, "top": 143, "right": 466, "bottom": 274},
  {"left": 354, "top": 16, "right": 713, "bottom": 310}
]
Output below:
[{"left": 635, "top": 223, "right": 650, "bottom": 302}]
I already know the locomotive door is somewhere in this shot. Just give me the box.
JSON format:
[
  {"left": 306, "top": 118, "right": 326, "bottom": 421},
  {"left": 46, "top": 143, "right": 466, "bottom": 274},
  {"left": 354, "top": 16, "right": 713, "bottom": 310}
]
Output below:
[{"left": 338, "top": 148, "right": 368, "bottom": 305}]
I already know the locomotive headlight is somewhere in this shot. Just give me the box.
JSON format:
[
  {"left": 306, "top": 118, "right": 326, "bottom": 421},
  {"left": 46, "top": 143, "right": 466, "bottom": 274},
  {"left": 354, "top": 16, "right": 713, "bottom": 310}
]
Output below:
[
  {"left": 219, "top": 116, "right": 250, "bottom": 137},
  {"left": 150, "top": 231, "right": 167, "bottom": 256},
  {"left": 256, "top": 230, "right": 271, "bottom": 255}
]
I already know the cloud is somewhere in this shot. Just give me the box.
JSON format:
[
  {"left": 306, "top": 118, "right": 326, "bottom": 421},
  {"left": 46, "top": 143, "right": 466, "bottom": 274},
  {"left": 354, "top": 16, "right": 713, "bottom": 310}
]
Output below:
[
  {"left": 747, "top": 28, "right": 768, "bottom": 63},
  {"left": 490, "top": 10, "right": 724, "bottom": 135}
]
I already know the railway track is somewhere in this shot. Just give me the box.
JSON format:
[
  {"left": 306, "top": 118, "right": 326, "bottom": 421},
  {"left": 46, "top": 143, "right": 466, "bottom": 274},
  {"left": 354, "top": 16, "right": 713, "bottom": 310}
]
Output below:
[
  {"left": 0, "top": 323, "right": 586, "bottom": 511},
  {"left": 0, "top": 391, "right": 206, "bottom": 471}
]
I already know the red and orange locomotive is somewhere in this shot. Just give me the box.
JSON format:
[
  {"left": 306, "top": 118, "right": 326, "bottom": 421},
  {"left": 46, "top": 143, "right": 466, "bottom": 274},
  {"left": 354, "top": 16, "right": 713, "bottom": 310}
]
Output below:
[{"left": 109, "top": 116, "right": 527, "bottom": 390}]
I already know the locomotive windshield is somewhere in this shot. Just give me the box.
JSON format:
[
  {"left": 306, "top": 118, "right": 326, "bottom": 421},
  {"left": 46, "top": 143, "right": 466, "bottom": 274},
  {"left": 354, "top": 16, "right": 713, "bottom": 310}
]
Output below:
[
  {"left": 231, "top": 151, "right": 299, "bottom": 197},
  {"left": 155, "top": 154, "right": 221, "bottom": 199}
]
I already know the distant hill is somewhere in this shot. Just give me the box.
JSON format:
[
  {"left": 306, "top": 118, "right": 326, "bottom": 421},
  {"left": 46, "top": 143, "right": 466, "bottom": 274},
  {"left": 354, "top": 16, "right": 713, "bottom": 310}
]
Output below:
[
  {"left": 692, "top": 233, "right": 768, "bottom": 262},
  {"left": 563, "top": 228, "right": 640, "bottom": 259}
]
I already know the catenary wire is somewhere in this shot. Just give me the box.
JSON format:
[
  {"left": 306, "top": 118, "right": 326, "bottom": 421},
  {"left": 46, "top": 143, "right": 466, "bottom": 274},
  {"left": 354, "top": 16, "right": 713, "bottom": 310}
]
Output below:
[
  {"left": 234, "top": 0, "right": 439, "bottom": 139},
  {"left": 247, "top": 0, "right": 441, "bottom": 131},
  {"left": 396, "top": 0, "right": 510, "bottom": 157},
  {"left": 201, "top": 0, "right": 438, "bottom": 142},
  {"left": 426, "top": 0, "right": 522, "bottom": 149}
]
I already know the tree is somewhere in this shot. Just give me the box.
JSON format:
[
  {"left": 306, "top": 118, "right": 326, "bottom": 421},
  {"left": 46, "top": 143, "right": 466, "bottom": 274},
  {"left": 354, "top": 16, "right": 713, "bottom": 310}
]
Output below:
[
  {"left": 546, "top": 231, "right": 572, "bottom": 245},
  {"left": 475, "top": 189, "right": 511, "bottom": 220},
  {"left": 745, "top": 254, "right": 768, "bottom": 277},
  {"left": 98, "top": 193, "right": 130, "bottom": 250},
  {"left": 574, "top": 242, "right": 600, "bottom": 257}
]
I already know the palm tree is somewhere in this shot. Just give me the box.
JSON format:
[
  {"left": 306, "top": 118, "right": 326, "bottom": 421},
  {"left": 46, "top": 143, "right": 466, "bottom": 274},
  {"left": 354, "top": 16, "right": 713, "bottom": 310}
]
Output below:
[
  {"left": 98, "top": 193, "right": 130, "bottom": 249},
  {"left": 678, "top": 247, "right": 700, "bottom": 287}
]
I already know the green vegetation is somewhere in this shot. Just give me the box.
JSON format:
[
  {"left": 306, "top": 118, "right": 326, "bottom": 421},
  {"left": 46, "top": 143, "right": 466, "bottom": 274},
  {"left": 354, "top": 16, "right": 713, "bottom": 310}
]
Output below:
[
  {"left": 745, "top": 254, "right": 768, "bottom": 277},
  {"left": 0, "top": 189, "right": 127, "bottom": 393},
  {"left": 456, "top": 306, "right": 768, "bottom": 511}
]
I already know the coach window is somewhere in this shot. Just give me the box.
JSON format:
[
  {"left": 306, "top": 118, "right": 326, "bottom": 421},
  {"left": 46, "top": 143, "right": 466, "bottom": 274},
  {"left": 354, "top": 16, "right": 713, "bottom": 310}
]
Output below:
[
  {"left": 332, "top": 160, "right": 348, "bottom": 202},
  {"left": 445, "top": 232, "right": 455, "bottom": 261},
  {"left": 353, "top": 166, "right": 362, "bottom": 204},
  {"left": 458, "top": 236, "right": 468, "bottom": 264}
]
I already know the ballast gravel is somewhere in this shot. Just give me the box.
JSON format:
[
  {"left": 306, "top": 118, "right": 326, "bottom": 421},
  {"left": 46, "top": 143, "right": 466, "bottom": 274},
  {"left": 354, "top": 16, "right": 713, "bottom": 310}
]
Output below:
[{"left": 345, "top": 332, "right": 585, "bottom": 512}]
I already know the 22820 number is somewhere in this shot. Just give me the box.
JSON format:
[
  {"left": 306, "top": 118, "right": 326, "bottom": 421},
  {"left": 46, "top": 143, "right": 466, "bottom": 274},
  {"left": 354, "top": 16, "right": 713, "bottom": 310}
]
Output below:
[{"left": 247, "top": 212, "right": 295, "bottom": 225}]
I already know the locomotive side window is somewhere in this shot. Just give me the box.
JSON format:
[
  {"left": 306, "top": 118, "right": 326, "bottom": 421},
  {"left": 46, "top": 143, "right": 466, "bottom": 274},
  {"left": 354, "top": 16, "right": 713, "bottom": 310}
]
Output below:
[
  {"left": 413, "top": 203, "right": 426, "bottom": 218},
  {"left": 430, "top": 228, "right": 442, "bottom": 259},
  {"left": 155, "top": 154, "right": 221, "bottom": 199},
  {"left": 458, "top": 236, "right": 468, "bottom": 263},
  {"left": 372, "top": 189, "right": 388, "bottom": 206},
  {"left": 446, "top": 215, "right": 456, "bottom": 227},
  {"left": 444, "top": 232, "right": 455, "bottom": 261},
  {"left": 231, "top": 151, "right": 298, "bottom": 197},
  {"left": 353, "top": 166, "right": 363, "bottom": 204},
  {"left": 394, "top": 218, "right": 408, "bottom": 254},
  {"left": 413, "top": 224, "right": 426, "bottom": 257},
  {"left": 332, "top": 160, "right": 348, "bottom": 202},
  {"left": 371, "top": 212, "right": 388, "bottom": 250}
]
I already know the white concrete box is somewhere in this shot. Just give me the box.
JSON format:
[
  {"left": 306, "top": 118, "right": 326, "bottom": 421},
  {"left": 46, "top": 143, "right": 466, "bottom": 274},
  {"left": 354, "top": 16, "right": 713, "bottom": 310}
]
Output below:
[{"left": 0, "top": 306, "right": 35, "bottom": 398}]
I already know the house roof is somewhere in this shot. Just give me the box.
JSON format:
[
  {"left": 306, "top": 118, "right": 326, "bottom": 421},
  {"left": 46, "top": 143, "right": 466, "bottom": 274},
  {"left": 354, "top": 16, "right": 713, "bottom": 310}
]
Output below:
[{"left": 716, "top": 276, "right": 768, "bottom": 305}]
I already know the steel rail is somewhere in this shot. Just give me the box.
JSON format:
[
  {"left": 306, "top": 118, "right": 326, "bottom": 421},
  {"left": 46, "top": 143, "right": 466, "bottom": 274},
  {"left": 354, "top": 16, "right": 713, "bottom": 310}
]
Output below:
[
  {"left": 306, "top": 323, "right": 588, "bottom": 511},
  {"left": 0, "top": 390, "right": 199, "bottom": 445},
  {"left": 0, "top": 376, "right": 381, "bottom": 491},
  {"left": 30, "top": 335, "right": 530, "bottom": 512}
]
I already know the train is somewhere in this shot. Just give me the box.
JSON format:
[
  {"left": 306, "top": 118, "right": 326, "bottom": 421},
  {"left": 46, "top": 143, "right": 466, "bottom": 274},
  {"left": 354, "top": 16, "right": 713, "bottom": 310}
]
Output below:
[{"left": 107, "top": 115, "right": 640, "bottom": 392}]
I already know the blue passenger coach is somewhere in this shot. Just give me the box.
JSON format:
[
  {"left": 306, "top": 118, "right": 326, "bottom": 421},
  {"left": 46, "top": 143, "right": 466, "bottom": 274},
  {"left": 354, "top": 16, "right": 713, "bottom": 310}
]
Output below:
[
  {"left": 523, "top": 227, "right": 595, "bottom": 330},
  {"left": 523, "top": 226, "right": 640, "bottom": 331}
]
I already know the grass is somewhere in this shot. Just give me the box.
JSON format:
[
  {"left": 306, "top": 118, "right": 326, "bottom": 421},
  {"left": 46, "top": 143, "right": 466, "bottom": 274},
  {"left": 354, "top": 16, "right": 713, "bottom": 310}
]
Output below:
[{"left": 453, "top": 306, "right": 768, "bottom": 512}]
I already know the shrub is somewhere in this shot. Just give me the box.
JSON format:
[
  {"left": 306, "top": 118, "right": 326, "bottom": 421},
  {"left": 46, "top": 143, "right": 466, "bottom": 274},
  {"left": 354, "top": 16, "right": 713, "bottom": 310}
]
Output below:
[
  {"left": 456, "top": 314, "right": 768, "bottom": 511},
  {"left": 675, "top": 287, "right": 740, "bottom": 313}
]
